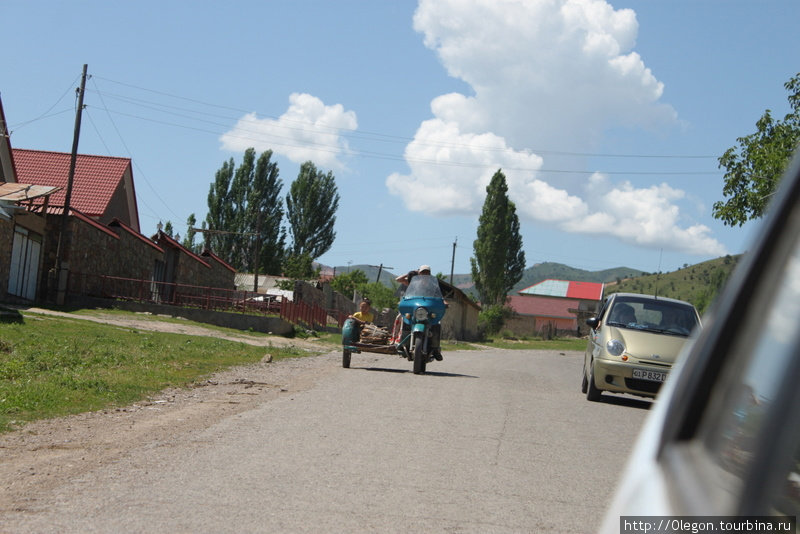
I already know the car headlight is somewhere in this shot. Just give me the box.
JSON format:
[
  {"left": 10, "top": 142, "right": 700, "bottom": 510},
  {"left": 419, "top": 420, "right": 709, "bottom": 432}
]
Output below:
[
  {"left": 606, "top": 339, "right": 625, "bottom": 356},
  {"left": 414, "top": 307, "right": 429, "bottom": 321}
]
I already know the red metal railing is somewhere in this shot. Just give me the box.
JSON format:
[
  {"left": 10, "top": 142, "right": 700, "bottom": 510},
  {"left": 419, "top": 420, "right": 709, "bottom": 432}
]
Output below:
[{"left": 66, "top": 272, "right": 344, "bottom": 329}]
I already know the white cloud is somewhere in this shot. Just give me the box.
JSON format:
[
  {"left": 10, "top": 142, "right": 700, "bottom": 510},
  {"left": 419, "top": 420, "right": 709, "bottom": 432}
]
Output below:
[
  {"left": 220, "top": 93, "right": 357, "bottom": 169},
  {"left": 563, "top": 174, "right": 727, "bottom": 256},
  {"left": 386, "top": 118, "right": 544, "bottom": 215},
  {"left": 385, "top": 0, "right": 725, "bottom": 257},
  {"left": 412, "top": 0, "right": 676, "bottom": 149}
]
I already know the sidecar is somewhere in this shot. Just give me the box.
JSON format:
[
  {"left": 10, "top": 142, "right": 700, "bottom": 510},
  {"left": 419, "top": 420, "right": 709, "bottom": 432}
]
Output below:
[
  {"left": 341, "top": 274, "right": 446, "bottom": 374},
  {"left": 341, "top": 318, "right": 399, "bottom": 369}
]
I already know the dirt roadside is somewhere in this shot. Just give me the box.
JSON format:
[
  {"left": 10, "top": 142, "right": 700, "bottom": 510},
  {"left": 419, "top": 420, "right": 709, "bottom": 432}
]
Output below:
[{"left": 0, "top": 309, "right": 342, "bottom": 514}]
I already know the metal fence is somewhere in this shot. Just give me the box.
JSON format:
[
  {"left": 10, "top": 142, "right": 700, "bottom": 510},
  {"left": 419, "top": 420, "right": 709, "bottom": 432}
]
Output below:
[{"left": 67, "top": 272, "right": 348, "bottom": 329}]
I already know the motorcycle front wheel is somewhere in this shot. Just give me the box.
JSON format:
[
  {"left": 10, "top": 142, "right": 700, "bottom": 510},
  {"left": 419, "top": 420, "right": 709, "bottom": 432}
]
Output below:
[{"left": 412, "top": 332, "right": 426, "bottom": 375}]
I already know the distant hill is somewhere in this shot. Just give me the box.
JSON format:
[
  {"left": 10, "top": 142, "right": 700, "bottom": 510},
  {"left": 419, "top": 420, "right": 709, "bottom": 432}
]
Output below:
[{"left": 604, "top": 254, "right": 741, "bottom": 313}]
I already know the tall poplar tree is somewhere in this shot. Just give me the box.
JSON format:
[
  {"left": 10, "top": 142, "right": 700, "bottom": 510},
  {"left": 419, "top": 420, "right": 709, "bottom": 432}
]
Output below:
[
  {"left": 286, "top": 161, "right": 340, "bottom": 260},
  {"left": 205, "top": 148, "right": 286, "bottom": 274},
  {"left": 470, "top": 169, "right": 526, "bottom": 307}
]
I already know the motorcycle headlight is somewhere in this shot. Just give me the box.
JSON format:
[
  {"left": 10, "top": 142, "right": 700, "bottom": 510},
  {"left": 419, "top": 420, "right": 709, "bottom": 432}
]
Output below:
[
  {"left": 414, "top": 307, "right": 429, "bottom": 321},
  {"left": 606, "top": 339, "right": 625, "bottom": 357}
]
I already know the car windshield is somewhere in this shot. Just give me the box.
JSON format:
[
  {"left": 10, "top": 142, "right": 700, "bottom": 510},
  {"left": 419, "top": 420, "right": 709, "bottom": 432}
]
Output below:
[
  {"left": 403, "top": 274, "right": 443, "bottom": 300},
  {"left": 606, "top": 297, "right": 698, "bottom": 336}
]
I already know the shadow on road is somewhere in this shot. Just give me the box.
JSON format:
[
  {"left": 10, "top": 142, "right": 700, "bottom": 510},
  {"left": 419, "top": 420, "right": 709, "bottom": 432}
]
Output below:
[
  {"left": 594, "top": 394, "right": 653, "bottom": 410},
  {"left": 357, "top": 367, "right": 478, "bottom": 379}
]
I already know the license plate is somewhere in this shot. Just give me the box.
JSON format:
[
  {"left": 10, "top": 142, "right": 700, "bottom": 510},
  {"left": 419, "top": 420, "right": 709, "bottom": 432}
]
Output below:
[{"left": 632, "top": 368, "right": 668, "bottom": 382}]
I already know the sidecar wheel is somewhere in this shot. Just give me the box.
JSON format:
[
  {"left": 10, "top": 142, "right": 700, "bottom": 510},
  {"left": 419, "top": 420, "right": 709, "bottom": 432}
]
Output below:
[
  {"left": 343, "top": 349, "right": 351, "bottom": 369},
  {"left": 412, "top": 333, "right": 426, "bottom": 375}
]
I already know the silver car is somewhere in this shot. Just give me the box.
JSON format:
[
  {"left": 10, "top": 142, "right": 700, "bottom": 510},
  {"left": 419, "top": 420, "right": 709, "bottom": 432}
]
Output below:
[{"left": 583, "top": 293, "right": 701, "bottom": 401}]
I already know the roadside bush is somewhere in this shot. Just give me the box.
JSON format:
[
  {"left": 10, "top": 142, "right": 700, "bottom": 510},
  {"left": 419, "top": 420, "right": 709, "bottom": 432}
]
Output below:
[{"left": 478, "top": 305, "right": 513, "bottom": 336}]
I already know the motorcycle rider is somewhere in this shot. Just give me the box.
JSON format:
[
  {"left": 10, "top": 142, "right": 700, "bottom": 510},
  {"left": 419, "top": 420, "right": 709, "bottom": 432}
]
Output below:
[{"left": 396, "top": 265, "right": 444, "bottom": 361}]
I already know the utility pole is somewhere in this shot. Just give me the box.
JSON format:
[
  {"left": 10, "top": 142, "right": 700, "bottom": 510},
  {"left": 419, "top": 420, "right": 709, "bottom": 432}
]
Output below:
[
  {"left": 449, "top": 237, "right": 457, "bottom": 286},
  {"left": 54, "top": 64, "right": 88, "bottom": 305},
  {"left": 253, "top": 211, "right": 262, "bottom": 293},
  {"left": 373, "top": 263, "right": 394, "bottom": 283}
]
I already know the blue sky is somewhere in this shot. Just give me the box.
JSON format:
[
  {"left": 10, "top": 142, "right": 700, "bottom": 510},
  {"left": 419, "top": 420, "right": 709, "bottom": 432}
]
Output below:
[{"left": 2, "top": 0, "right": 798, "bottom": 277}]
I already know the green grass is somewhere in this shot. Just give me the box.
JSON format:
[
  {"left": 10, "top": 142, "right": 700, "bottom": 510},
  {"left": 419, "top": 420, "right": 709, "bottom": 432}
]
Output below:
[
  {"left": 0, "top": 313, "right": 322, "bottom": 433},
  {"left": 0, "top": 307, "right": 587, "bottom": 434}
]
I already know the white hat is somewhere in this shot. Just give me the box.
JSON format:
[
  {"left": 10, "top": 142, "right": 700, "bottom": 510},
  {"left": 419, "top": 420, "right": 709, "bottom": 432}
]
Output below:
[{"left": 418, "top": 264, "right": 431, "bottom": 273}]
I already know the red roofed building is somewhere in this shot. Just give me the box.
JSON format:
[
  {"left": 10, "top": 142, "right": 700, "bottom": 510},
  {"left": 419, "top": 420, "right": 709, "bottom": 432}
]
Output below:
[
  {"left": 12, "top": 148, "right": 139, "bottom": 232},
  {"left": 506, "top": 279, "right": 605, "bottom": 337}
]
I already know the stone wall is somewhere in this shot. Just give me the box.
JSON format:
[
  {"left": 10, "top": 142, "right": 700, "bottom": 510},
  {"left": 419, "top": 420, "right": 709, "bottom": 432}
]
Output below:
[{"left": 53, "top": 216, "right": 164, "bottom": 299}]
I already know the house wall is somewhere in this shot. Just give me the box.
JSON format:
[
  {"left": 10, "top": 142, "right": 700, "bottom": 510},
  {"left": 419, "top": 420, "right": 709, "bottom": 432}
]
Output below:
[
  {"left": 440, "top": 297, "right": 480, "bottom": 341},
  {"left": 505, "top": 314, "right": 577, "bottom": 337},
  {"left": 114, "top": 230, "right": 163, "bottom": 280},
  {"left": 172, "top": 253, "right": 234, "bottom": 290},
  {"left": 104, "top": 183, "right": 134, "bottom": 228},
  {"left": 0, "top": 217, "right": 13, "bottom": 300},
  {"left": 61, "top": 217, "right": 155, "bottom": 296}
]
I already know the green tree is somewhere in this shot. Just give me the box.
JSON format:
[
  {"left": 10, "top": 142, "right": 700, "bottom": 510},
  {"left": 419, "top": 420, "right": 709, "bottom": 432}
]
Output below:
[
  {"left": 330, "top": 269, "right": 369, "bottom": 298},
  {"left": 360, "top": 281, "right": 398, "bottom": 311},
  {"left": 282, "top": 252, "right": 319, "bottom": 280},
  {"left": 713, "top": 73, "right": 800, "bottom": 226},
  {"left": 329, "top": 270, "right": 398, "bottom": 311},
  {"left": 470, "top": 170, "right": 526, "bottom": 307},
  {"left": 182, "top": 213, "right": 201, "bottom": 254},
  {"left": 286, "top": 161, "right": 340, "bottom": 259},
  {"left": 205, "top": 149, "right": 286, "bottom": 273}
]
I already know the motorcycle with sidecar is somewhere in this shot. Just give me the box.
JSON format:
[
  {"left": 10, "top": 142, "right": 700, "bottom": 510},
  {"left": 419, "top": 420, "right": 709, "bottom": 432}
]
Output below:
[{"left": 341, "top": 274, "right": 445, "bottom": 374}]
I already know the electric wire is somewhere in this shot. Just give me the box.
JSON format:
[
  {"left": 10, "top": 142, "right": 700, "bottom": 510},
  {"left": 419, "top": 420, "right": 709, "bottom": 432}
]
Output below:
[
  {"left": 7, "top": 74, "right": 80, "bottom": 134},
  {"left": 90, "top": 103, "right": 720, "bottom": 176},
  {"left": 90, "top": 78, "right": 182, "bottom": 222},
  {"left": 91, "top": 75, "right": 720, "bottom": 163}
]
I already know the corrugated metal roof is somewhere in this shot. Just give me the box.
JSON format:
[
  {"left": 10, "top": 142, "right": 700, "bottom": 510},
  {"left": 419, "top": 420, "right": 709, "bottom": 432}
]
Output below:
[
  {"left": 566, "top": 280, "right": 604, "bottom": 300},
  {"left": 520, "top": 279, "right": 570, "bottom": 297},
  {"left": 0, "top": 182, "right": 60, "bottom": 201},
  {"left": 519, "top": 279, "right": 604, "bottom": 300},
  {"left": 12, "top": 149, "right": 131, "bottom": 218}
]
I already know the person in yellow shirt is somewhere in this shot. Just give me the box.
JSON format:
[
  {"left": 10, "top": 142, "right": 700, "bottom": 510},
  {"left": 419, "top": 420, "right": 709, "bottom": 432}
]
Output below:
[{"left": 349, "top": 297, "right": 373, "bottom": 325}]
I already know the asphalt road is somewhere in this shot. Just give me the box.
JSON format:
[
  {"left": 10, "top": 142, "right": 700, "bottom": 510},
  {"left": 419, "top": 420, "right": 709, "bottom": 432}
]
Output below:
[{"left": 3, "top": 348, "right": 650, "bottom": 533}]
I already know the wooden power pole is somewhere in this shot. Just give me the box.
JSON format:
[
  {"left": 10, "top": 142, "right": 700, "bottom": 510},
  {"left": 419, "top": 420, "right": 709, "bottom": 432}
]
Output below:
[{"left": 55, "top": 64, "right": 88, "bottom": 304}]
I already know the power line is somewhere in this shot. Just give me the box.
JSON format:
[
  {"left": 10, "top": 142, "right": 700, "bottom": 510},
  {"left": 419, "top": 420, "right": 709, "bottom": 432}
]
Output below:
[
  {"left": 90, "top": 75, "right": 719, "bottom": 161},
  {"left": 7, "top": 74, "right": 80, "bottom": 134},
  {"left": 89, "top": 78, "right": 182, "bottom": 222},
  {"left": 91, "top": 104, "right": 721, "bottom": 176}
]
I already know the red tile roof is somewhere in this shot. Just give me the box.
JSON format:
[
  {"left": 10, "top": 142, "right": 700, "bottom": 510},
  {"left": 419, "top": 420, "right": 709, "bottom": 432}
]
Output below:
[{"left": 12, "top": 148, "right": 132, "bottom": 218}]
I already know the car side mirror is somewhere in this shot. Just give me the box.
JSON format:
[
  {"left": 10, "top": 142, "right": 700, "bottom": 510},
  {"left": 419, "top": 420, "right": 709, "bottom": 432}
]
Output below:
[{"left": 586, "top": 317, "right": 599, "bottom": 329}]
